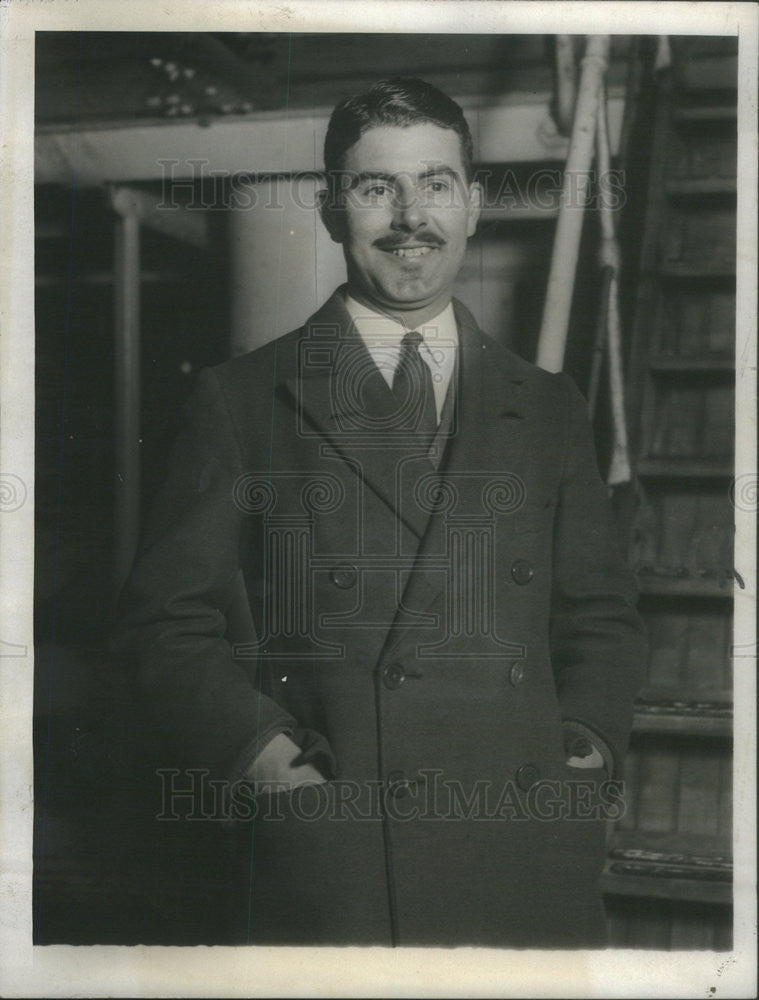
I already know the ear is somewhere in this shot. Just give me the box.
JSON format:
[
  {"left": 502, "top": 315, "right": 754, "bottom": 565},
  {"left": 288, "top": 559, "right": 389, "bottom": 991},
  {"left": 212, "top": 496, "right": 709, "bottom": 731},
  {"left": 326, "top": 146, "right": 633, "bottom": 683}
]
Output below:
[
  {"left": 465, "top": 179, "right": 483, "bottom": 238},
  {"left": 317, "top": 186, "right": 345, "bottom": 245}
]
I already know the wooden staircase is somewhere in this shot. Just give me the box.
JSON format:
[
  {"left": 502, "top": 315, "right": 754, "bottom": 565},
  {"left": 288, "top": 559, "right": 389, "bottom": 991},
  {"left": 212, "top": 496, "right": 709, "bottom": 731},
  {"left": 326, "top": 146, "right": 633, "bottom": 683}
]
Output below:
[{"left": 601, "top": 37, "right": 737, "bottom": 949}]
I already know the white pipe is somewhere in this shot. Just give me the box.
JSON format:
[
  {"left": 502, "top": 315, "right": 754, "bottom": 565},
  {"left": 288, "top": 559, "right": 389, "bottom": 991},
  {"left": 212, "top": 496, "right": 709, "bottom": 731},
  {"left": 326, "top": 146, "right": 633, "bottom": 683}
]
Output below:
[
  {"left": 536, "top": 35, "right": 610, "bottom": 373},
  {"left": 596, "top": 86, "right": 631, "bottom": 486},
  {"left": 554, "top": 35, "right": 578, "bottom": 135}
]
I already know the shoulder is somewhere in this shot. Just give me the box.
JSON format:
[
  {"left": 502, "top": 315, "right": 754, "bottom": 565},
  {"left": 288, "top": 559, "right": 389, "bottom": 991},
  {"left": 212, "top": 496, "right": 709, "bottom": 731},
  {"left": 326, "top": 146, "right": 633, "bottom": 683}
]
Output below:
[
  {"left": 469, "top": 332, "right": 582, "bottom": 425},
  {"left": 179, "top": 325, "right": 304, "bottom": 448},
  {"left": 206, "top": 286, "right": 350, "bottom": 401},
  {"left": 501, "top": 342, "right": 582, "bottom": 410},
  {"left": 453, "top": 294, "right": 578, "bottom": 405},
  {"left": 208, "top": 324, "right": 302, "bottom": 394}
]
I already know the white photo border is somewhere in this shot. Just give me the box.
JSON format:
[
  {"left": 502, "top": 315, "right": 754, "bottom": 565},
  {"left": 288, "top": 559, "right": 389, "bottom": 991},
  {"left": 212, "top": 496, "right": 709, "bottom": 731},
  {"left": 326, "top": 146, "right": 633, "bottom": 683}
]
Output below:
[{"left": 1, "top": 2, "right": 756, "bottom": 997}]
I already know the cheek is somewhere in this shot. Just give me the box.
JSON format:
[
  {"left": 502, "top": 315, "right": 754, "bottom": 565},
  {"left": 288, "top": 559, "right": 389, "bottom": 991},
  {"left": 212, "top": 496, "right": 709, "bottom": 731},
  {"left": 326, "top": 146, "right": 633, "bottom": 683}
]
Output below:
[
  {"left": 440, "top": 230, "right": 469, "bottom": 267},
  {"left": 345, "top": 210, "right": 385, "bottom": 245}
]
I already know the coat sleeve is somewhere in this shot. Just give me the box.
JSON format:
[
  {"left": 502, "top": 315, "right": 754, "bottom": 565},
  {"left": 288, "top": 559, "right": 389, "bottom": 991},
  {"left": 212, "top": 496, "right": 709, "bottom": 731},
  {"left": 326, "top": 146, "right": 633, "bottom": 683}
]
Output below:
[
  {"left": 549, "top": 373, "right": 647, "bottom": 777},
  {"left": 110, "top": 367, "right": 297, "bottom": 778}
]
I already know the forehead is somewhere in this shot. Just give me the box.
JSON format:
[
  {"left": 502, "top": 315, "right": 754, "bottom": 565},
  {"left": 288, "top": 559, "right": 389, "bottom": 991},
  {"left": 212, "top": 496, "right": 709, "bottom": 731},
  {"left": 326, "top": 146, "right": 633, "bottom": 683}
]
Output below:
[{"left": 341, "top": 122, "right": 467, "bottom": 178}]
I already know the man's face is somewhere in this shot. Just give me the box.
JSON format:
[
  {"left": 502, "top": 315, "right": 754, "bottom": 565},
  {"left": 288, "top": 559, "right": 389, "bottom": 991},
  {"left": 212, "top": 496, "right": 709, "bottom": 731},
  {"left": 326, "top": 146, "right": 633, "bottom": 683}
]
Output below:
[{"left": 323, "top": 122, "right": 482, "bottom": 323}]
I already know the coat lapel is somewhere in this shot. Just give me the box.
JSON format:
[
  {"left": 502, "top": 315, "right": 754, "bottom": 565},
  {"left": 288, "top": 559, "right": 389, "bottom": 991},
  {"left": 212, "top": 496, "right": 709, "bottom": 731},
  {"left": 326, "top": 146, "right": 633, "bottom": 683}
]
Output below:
[
  {"left": 383, "top": 298, "right": 533, "bottom": 657},
  {"left": 444, "top": 297, "right": 529, "bottom": 477},
  {"left": 284, "top": 289, "right": 534, "bottom": 657},
  {"left": 284, "top": 288, "right": 436, "bottom": 541}
]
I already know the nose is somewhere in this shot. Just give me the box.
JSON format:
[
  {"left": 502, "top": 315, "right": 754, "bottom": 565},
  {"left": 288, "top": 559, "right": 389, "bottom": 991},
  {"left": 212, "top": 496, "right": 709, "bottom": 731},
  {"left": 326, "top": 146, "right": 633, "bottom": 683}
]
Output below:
[{"left": 390, "top": 187, "right": 427, "bottom": 233}]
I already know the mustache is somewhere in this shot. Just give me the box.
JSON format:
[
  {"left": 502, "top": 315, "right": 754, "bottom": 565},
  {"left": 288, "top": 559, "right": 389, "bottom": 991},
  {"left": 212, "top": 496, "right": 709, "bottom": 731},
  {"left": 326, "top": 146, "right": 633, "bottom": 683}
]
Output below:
[{"left": 374, "top": 234, "right": 444, "bottom": 251}]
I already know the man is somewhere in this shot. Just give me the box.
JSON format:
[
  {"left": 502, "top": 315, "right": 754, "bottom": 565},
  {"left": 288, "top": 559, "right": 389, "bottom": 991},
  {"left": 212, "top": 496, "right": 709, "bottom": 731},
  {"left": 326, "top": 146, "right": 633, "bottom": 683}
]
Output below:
[{"left": 112, "top": 78, "right": 646, "bottom": 947}]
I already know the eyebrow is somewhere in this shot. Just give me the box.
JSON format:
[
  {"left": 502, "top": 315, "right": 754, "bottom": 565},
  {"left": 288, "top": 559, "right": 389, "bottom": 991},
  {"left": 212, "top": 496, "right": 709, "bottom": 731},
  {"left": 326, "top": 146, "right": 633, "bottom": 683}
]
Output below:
[{"left": 350, "top": 166, "right": 461, "bottom": 186}]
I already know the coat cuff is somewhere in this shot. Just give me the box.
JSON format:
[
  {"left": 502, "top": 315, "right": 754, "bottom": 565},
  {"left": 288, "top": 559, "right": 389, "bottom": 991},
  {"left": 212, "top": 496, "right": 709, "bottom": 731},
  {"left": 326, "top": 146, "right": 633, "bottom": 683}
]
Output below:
[
  {"left": 562, "top": 719, "right": 615, "bottom": 777},
  {"left": 229, "top": 725, "right": 337, "bottom": 785},
  {"left": 227, "top": 721, "right": 296, "bottom": 785}
]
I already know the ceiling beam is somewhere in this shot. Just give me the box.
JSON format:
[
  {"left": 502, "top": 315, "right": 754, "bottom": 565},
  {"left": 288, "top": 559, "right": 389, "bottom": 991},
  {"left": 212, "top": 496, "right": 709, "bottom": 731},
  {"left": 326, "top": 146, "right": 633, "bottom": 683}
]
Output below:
[{"left": 36, "top": 91, "right": 625, "bottom": 186}]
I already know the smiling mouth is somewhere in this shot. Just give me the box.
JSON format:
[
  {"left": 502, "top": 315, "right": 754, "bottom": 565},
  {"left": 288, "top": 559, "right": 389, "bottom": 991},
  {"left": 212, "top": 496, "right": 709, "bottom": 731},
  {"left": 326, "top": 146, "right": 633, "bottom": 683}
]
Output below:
[{"left": 385, "top": 245, "right": 437, "bottom": 259}]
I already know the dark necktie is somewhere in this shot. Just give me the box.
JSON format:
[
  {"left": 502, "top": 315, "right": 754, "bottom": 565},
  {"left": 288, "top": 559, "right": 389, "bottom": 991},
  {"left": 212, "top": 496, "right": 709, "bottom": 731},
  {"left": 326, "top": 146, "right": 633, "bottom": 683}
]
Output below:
[{"left": 392, "top": 330, "right": 438, "bottom": 448}]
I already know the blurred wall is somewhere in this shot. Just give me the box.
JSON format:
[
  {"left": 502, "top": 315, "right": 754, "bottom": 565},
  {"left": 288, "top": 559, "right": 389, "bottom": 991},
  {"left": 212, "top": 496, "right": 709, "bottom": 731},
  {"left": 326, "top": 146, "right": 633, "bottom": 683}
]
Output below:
[{"left": 228, "top": 176, "right": 346, "bottom": 354}]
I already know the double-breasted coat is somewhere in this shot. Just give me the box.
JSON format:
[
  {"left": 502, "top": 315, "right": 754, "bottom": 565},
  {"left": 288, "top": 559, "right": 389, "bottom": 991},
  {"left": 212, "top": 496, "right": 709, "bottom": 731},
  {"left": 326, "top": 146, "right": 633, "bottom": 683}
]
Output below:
[{"left": 112, "top": 287, "right": 646, "bottom": 947}]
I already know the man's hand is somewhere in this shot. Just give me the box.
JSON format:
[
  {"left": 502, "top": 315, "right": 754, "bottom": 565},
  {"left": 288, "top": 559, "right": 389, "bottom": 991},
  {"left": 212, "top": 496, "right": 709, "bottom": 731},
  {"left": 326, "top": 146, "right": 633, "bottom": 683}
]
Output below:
[
  {"left": 245, "top": 732, "right": 327, "bottom": 791},
  {"left": 566, "top": 744, "right": 606, "bottom": 769}
]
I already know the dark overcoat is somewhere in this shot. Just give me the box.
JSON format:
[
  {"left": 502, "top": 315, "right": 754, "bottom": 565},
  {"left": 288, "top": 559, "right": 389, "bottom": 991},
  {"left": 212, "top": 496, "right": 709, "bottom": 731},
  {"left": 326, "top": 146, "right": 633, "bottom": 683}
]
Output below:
[{"left": 112, "top": 287, "right": 646, "bottom": 947}]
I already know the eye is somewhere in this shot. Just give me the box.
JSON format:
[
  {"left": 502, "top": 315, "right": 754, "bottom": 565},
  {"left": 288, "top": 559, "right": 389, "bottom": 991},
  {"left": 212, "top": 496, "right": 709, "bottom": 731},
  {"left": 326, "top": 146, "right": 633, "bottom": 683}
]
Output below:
[
  {"left": 425, "top": 178, "right": 451, "bottom": 194},
  {"left": 364, "top": 182, "right": 391, "bottom": 198}
]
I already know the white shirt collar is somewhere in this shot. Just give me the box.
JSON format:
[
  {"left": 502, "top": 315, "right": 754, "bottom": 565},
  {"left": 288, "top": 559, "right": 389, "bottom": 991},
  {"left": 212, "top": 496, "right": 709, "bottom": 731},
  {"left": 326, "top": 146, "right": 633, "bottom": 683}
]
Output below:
[
  {"left": 342, "top": 292, "right": 458, "bottom": 422},
  {"left": 343, "top": 291, "right": 457, "bottom": 346}
]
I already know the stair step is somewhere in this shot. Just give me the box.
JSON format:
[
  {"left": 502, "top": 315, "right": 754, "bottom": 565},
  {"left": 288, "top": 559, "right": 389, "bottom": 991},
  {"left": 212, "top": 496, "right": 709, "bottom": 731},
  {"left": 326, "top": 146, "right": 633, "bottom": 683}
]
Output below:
[
  {"left": 665, "top": 179, "right": 736, "bottom": 197},
  {"left": 660, "top": 263, "right": 735, "bottom": 279},
  {"left": 633, "top": 702, "right": 732, "bottom": 738},
  {"left": 602, "top": 829, "right": 733, "bottom": 904},
  {"left": 636, "top": 457, "right": 733, "bottom": 478},
  {"left": 649, "top": 354, "right": 734, "bottom": 373},
  {"left": 673, "top": 105, "right": 737, "bottom": 124},
  {"left": 636, "top": 573, "right": 734, "bottom": 598}
]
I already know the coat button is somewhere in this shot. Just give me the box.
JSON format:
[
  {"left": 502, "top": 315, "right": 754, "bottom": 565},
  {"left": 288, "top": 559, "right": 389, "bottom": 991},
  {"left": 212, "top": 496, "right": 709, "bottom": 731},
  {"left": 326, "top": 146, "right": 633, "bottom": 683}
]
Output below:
[
  {"left": 508, "top": 662, "right": 525, "bottom": 687},
  {"left": 515, "top": 763, "right": 541, "bottom": 791},
  {"left": 387, "top": 770, "right": 413, "bottom": 798},
  {"left": 382, "top": 663, "right": 405, "bottom": 690},
  {"left": 329, "top": 564, "right": 357, "bottom": 588},
  {"left": 511, "top": 559, "right": 534, "bottom": 585}
]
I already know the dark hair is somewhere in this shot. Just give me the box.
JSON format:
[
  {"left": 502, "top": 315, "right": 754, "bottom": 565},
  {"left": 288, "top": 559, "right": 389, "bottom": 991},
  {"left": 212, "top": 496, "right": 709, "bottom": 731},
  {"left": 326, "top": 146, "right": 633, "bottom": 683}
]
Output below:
[{"left": 324, "top": 77, "right": 474, "bottom": 192}]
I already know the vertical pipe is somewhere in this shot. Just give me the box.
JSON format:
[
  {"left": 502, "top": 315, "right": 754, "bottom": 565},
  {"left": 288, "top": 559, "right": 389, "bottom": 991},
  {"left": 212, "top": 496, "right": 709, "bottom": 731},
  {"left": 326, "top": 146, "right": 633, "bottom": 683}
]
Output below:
[
  {"left": 596, "top": 82, "right": 631, "bottom": 485},
  {"left": 113, "top": 209, "right": 141, "bottom": 598},
  {"left": 554, "top": 35, "right": 578, "bottom": 135},
  {"left": 536, "top": 35, "right": 610, "bottom": 373}
]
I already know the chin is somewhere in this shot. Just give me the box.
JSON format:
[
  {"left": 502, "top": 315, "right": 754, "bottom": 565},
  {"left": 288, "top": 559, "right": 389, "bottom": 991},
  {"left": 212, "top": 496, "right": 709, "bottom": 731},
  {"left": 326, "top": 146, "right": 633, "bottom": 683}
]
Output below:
[
  {"left": 386, "top": 277, "right": 443, "bottom": 302},
  {"left": 380, "top": 291, "right": 441, "bottom": 313}
]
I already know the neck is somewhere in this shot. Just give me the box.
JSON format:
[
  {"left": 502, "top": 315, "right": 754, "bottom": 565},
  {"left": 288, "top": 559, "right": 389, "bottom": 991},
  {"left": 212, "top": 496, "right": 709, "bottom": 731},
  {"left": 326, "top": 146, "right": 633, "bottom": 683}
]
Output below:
[{"left": 345, "top": 286, "right": 452, "bottom": 328}]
